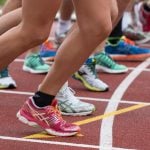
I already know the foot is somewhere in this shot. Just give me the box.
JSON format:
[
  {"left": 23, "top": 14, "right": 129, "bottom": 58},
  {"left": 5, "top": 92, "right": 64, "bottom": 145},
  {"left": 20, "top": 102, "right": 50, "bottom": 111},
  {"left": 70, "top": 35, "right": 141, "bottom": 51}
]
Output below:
[
  {"left": 0, "top": 68, "right": 17, "bottom": 89},
  {"left": 95, "top": 52, "right": 128, "bottom": 74},
  {"left": 23, "top": 53, "right": 50, "bottom": 74},
  {"left": 17, "top": 97, "right": 80, "bottom": 136},
  {"left": 73, "top": 58, "right": 109, "bottom": 92},
  {"left": 56, "top": 82, "right": 95, "bottom": 116}
]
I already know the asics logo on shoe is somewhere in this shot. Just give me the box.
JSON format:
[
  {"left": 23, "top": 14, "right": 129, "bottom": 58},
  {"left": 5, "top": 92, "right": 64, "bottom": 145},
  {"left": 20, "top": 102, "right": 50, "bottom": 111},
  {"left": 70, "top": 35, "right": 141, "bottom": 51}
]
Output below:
[{"left": 27, "top": 103, "right": 61, "bottom": 126}]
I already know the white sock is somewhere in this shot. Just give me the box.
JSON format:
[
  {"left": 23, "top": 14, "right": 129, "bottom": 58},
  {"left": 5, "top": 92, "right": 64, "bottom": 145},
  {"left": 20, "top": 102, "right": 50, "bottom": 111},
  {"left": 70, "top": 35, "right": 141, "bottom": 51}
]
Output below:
[
  {"left": 56, "top": 18, "right": 72, "bottom": 35},
  {"left": 122, "top": 12, "right": 133, "bottom": 31}
]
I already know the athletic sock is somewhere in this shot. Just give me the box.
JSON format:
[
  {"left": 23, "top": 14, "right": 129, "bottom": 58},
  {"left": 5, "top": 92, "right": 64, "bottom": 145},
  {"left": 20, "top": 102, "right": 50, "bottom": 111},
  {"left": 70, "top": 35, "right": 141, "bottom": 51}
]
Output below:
[
  {"left": 109, "top": 18, "right": 123, "bottom": 44},
  {"left": 32, "top": 91, "right": 55, "bottom": 107},
  {"left": 56, "top": 18, "right": 71, "bottom": 35}
]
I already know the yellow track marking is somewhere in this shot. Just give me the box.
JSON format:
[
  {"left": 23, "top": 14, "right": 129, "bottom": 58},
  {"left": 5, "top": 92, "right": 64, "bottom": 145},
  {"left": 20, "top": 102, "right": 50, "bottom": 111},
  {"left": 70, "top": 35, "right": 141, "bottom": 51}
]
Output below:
[
  {"left": 24, "top": 132, "right": 83, "bottom": 139},
  {"left": 74, "top": 103, "right": 149, "bottom": 126},
  {"left": 24, "top": 131, "right": 55, "bottom": 139}
]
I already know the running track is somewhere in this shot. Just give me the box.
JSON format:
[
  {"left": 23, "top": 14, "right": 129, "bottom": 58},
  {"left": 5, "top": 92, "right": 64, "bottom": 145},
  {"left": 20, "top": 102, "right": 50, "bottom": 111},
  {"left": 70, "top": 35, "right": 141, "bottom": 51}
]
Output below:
[{"left": 0, "top": 38, "right": 150, "bottom": 149}]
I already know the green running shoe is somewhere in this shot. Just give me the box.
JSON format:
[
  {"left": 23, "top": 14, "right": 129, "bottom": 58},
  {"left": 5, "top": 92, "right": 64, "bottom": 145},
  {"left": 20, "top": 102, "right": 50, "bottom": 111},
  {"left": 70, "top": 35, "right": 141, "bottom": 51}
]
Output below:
[
  {"left": 95, "top": 52, "right": 128, "bottom": 74},
  {"left": 23, "top": 53, "right": 50, "bottom": 74}
]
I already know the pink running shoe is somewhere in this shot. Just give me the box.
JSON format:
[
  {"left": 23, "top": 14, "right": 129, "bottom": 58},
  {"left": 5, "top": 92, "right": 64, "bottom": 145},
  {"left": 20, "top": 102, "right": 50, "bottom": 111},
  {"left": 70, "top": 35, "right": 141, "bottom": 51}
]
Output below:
[{"left": 16, "top": 97, "right": 80, "bottom": 136}]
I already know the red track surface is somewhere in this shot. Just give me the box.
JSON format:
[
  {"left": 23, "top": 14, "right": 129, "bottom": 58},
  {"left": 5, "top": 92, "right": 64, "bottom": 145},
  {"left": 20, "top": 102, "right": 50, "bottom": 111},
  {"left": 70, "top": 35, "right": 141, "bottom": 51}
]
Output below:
[{"left": 0, "top": 42, "right": 150, "bottom": 149}]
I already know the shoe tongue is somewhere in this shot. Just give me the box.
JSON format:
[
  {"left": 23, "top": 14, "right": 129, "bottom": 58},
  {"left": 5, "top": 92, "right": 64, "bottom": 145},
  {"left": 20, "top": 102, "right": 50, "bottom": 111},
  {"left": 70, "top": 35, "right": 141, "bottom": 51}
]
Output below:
[
  {"left": 0, "top": 68, "right": 9, "bottom": 78},
  {"left": 51, "top": 99, "right": 58, "bottom": 107},
  {"left": 59, "top": 81, "right": 68, "bottom": 93}
]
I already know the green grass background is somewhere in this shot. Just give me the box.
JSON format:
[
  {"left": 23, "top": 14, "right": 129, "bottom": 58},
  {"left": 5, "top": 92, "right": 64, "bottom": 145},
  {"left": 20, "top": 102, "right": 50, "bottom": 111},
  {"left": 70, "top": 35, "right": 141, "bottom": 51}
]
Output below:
[{"left": 0, "top": 0, "right": 5, "bottom": 5}]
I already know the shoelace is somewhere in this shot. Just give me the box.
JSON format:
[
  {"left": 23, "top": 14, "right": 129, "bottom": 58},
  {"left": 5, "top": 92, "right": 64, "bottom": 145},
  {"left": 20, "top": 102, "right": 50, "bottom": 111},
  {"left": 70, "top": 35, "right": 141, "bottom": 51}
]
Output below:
[
  {"left": 60, "top": 87, "right": 79, "bottom": 104},
  {"left": 85, "top": 59, "right": 97, "bottom": 78},
  {"left": 96, "top": 52, "right": 116, "bottom": 68},
  {"left": 47, "top": 105, "right": 64, "bottom": 122},
  {"left": 28, "top": 100, "right": 64, "bottom": 123},
  {"left": 30, "top": 55, "right": 45, "bottom": 66}
]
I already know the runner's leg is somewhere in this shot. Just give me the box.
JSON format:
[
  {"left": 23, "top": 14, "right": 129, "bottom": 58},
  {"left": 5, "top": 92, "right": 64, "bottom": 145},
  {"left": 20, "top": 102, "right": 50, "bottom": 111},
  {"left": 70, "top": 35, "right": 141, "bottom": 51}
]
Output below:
[
  {"left": 0, "top": 0, "right": 61, "bottom": 69},
  {"left": 0, "top": 8, "right": 21, "bottom": 35},
  {"left": 39, "top": 0, "right": 132, "bottom": 95},
  {"left": 2, "top": 0, "right": 21, "bottom": 14},
  {"left": 39, "top": 0, "right": 117, "bottom": 95}
]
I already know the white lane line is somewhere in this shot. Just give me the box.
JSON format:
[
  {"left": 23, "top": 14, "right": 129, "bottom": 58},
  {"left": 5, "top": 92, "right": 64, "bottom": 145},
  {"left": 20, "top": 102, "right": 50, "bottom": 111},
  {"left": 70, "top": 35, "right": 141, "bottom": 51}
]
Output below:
[
  {"left": 0, "top": 135, "right": 135, "bottom": 150},
  {"left": 0, "top": 90, "right": 33, "bottom": 95},
  {"left": 128, "top": 67, "right": 150, "bottom": 72},
  {"left": 78, "top": 97, "right": 150, "bottom": 105},
  {"left": 0, "top": 90, "right": 149, "bottom": 105},
  {"left": 99, "top": 58, "right": 150, "bottom": 150}
]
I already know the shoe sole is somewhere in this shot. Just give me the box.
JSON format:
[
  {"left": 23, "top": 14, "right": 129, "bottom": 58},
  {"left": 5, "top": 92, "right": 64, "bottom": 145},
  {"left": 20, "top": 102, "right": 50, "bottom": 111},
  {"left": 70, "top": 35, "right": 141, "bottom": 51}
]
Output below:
[
  {"left": 16, "top": 111, "right": 39, "bottom": 127},
  {"left": 41, "top": 57, "right": 55, "bottom": 65},
  {"left": 96, "top": 65, "right": 128, "bottom": 74},
  {"left": 0, "top": 84, "right": 16, "bottom": 89},
  {"left": 110, "top": 54, "right": 150, "bottom": 61},
  {"left": 73, "top": 73, "right": 109, "bottom": 92},
  {"left": 23, "top": 66, "right": 48, "bottom": 74},
  {"left": 16, "top": 111, "right": 78, "bottom": 137},
  {"left": 61, "top": 111, "right": 93, "bottom": 116}
]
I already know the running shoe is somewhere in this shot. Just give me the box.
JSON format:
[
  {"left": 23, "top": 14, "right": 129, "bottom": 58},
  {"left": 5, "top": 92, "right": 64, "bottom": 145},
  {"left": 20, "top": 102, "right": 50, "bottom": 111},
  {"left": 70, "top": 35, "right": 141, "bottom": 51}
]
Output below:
[
  {"left": 23, "top": 53, "right": 50, "bottom": 74},
  {"left": 95, "top": 52, "right": 128, "bottom": 74},
  {"left": 123, "top": 25, "right": 146, "bottom": 41},
  {"left": 16, "top": 97, "right": 80, "bottom": 136},
  {"left": 40, "top": 40, "right": 57, "bottom": 65},
  {"left": 55, "top": 31, "right": 68, "bottom": 46},
  {"left": 134, "top": 2, "right": 150, "bottom": 32},
  {"left": 56, "top": 82, "right": 95, "bottom": 116},
  {"left": 0, "top": 68, "right": 17, "bottom": 89},
  {"left": 55, "top": 20, "right": 71, "bottom": 47},
  {"left": 105, "top": 37, "right": 150, "bottom": 61},
  {"left": 123, "top": 25, "right": 150, "bottom": 45},
  {"left": 73, "top": 58, "right": 109, "bottom": 92}
]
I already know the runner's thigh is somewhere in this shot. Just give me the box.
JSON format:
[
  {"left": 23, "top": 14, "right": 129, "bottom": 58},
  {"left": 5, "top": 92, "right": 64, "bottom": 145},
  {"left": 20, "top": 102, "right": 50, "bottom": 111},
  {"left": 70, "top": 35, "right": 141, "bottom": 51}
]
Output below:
[
  {"left": 22, "top": 0, "right": 61, "bottom": 27},
  {"left": 117, "top": 0, "right": 133, "bottom": 17}
]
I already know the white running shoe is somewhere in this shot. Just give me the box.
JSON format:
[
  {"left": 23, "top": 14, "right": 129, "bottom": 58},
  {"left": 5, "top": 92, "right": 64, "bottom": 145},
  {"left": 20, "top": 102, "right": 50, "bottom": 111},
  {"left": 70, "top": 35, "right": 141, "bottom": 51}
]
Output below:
[
  {"left": 73, "top": 58, "right": 109, "bottom": 92},
  {"left": 0, "top": 68, "right": 17, "bottom": 89},
  {"left": 56, "top": 82, "right": 95, "bottom": 116}
]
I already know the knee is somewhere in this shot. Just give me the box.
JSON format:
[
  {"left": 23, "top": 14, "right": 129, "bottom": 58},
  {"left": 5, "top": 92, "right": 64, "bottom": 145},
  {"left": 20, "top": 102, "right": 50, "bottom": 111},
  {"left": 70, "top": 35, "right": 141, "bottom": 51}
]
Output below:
[
  {"left": 94, "top": 19, "right": 113, "bottom": 38},
  {"left": 20, "top": 23, "right": 50, "bottom": 47},
  {"left": 79, "top": 14, "right": 113, "bottom": 43}
]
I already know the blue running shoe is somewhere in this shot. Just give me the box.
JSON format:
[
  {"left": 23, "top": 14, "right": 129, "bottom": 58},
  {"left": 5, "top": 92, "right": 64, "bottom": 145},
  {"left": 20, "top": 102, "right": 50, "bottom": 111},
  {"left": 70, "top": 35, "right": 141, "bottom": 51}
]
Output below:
[
  {"left": 105, "top": 37, "right": 150, "bottom": 61},
  {"left": 40, "top": 40, "right": 57, "bottom": 64}
]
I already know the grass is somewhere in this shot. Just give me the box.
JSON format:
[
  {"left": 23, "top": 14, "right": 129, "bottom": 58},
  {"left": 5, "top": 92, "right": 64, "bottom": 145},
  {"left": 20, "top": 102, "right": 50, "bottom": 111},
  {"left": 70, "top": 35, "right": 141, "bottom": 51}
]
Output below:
[{"left": 0, "top": 0, "right": 5, "bottom": 5}]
